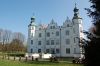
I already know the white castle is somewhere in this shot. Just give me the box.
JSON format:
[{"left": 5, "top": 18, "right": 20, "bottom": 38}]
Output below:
[{"left": 27, "top": 5, "right": 84, "bottom": 57}]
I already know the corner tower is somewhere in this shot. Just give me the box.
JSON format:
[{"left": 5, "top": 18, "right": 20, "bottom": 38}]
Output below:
[
  {"left": 72, "top": 3, "right": 83, "bottom": 37},
  {"left": 28, "top": 16, "right": 36, "bottom": 38},
  {"left": 72, "top": 4, "right": 84, "bottom": 58},
  {"left": 27, "top": 16, "right": 36, "bottom": 53}
]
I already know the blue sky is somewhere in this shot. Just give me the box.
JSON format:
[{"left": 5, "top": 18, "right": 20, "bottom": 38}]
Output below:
[{"left": 0, "top": 0, "right": 91, "bottom": 38}]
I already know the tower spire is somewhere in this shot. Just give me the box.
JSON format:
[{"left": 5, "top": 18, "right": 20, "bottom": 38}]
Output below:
[
  {"left": 31, "top": 13, "right": 35, "bottom": 23},
  {"left": 73, "top": 3, "right": 81, "bottom": 19},
  {"left": 28, "top": 14, "right": 36, "bottom": 27}
]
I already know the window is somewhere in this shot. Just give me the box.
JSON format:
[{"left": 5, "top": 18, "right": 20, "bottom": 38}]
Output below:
[
  {"left": 50, "top": 26, "right": 52, "bottom": 29},
  {"left": 73, "top": 28, "right": 75, "bottom": 33},
  {"left": 66, "top": 39, "right": 70, "bottom": 44},
  {"left": 30, "top": 48, "right": 33, "bottom": 53},
  {"left": 31, "top": 40, "right": 33, "bottom": 44},
  {"left": 56, "top": 39, "right": 59, "bottom": 45},
  {"left": 39, "top": 28, "right": 41, "bottom": 30},
  {"left": 67, "top": 24, "right": 69, "bottom": 27},
  {"left": 38, "top": 41, "right": 41, "bottom": 45},
  {"left": 56, "top": 48, "right": 60, "bottom": 54},
  {"left": 46, "top": 40, "right": 50, "bottom": 45},
  {"left": 56, "top": 31, "right": 59, "bottom": 36},
  {"left": 66, "top": 48, "right": 70, "bottom": 54},
  {"left": 52, "top": 32, "right": 54, "bottom": 34},
  {"left": 53, "top": 26, "right": 55, "bottom": 29},
  {"left": 46, "top": 49, "right": 50, "bottom": 53},
  {"left": 47, "top": 32, "right": 50, "bottom": 37},
  {"left": 74, "top": 48, "right": 76, "bottom": 53},
  {"left": 31, "top": 33, "right": 33, "bottom": 37},
  {"left": 38, "top": 49, "right": 41, "bottom": 53},
  {"left": 51, "top": 48, "right": 55, "bottom": 54},
  {"left": 66, "top": 30, "right": 69, "bottom": 35},
  {"left": 39, "top": 33, "right": 42, "bottom": 37},
  {"left": 31, "top": 27, "right": 34, "bottom": 30},
  {"left": 74, "top": 38, "right": 76, "bottom": 43},
  {"left": 51, "top": 40, "right": 54, "bottom": 45}
]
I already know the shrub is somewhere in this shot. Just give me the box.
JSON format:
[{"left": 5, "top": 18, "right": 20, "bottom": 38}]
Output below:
[{"left": 7, "top": 53, "right": 25, "bottom": 57}]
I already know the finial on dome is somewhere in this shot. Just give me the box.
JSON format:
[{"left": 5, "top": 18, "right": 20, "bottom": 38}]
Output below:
[
  {"left": 31, "top": 13, "right": 35, "bottom": 22},
  {"left": 74, "top": 3, "right": 79, "bottom": 13}
]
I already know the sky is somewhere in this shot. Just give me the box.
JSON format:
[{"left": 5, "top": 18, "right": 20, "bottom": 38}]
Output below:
[{"left": 0, "top": 0, "right": 92, "bottom": 38}]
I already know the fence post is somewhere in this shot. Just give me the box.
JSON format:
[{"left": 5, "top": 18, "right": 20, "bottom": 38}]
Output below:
[
  {"left": 25, "top": 57, "right": 27, "bottom": 61},
  {"left": 14, "top": 56, "right": 16, "bottom": 61},
  {"left": 19, "top": 56, "right": 21, "bottom": 61},
  {"left": 32, "top": 56, "right": 34, "bottom": 61},
  {"left": 35, "top": 58, "right": 38, "bottom": 61},
  {"left": 2, "top": 55, "right": 4, "bottom": 59}
]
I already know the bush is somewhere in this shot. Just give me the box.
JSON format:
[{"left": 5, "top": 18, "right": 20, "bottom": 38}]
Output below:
[
  {"left": 49, "top": 57, "right": 59, "bottom": 62},
  {"left": 7, "top": 53, "right": 25, "bottom": 57},
  {"left": 35, "top": 58, "right": 38, "bottom": 61}
]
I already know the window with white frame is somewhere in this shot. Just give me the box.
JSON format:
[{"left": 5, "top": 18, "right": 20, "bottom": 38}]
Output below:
[
  {"left": 38, "top": 49, "right": 41, "bottom": 53},
  {"left": 31, "top": 33, "right": 33, "bottom": 37},
  {"left": 66, "top": 48, "right": 70, "bottom": 54},
  {"left": 31, "top": 27, "right": 34, "bottom": 30},
  {"left": 56, "top": 39, "right": 59, "bottom": 45},
  {"left": 50, "top": 26, "right": 52, "bottom": 29},
  {"left": 51, "top": 48, "right": 55, "bottom": 54},
  {"left": 74, "top": 48, "right": 76, "bottom": 54},
  {"left": 46, "top": 40, "right": 50, "bottom": 45},
  {"left": 56, "top": 48, "right": 60, "bottom": 54},
  {"left": 66, "top": 30, "right": 69, "bottom": 35},
  {"left": 46, "top": 49, "right": 50, "bottom": 53},
  {"left": 66, "top": 39, "right": 70, "bottom": 44},
  {"left": 39, "top": 33, "right": 42, "bottom": 37},
  {"left": 51, "top": 40, "right": 54, "bottom": 45},
  {"left": 30, "top": 48, "right": 33, "bottom": 53},
  {"left": 47, "top": 32, "right": 50, "bottom": 37},
  {"left": 56, "top": 31, "right": 59, "bottom": 36},
  {"left": 31, "top": 40, "right": 33, "bottom": 44},
  {"left": 38, "top": 41, "right": 41, "bottom": 45},
  {"left": 53, "top": 26, "right": 55, "bottom": 29}
]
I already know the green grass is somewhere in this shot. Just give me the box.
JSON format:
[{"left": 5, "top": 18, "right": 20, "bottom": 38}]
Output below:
[{"left": 0, "top": 59, "right": 83, "bottom": 66}]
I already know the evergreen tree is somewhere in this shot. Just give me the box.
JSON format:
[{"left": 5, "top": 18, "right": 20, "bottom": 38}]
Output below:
[{"left": 84, "top": 0, "right": 100, "bottom": 66}]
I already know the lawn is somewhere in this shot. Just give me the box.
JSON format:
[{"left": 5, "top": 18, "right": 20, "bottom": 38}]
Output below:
[{"left": 0, "top": 59, "right": 83, "bottom": 66}]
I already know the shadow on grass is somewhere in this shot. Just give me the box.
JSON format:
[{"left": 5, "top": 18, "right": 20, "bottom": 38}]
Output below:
[
  {"left": 21, "top": 60, "right": 83, "bottom": 66},
  {"left": 22, "top": 61, "right": 81, "bottom": 65},
  {"left": 22, "top": 61, "right": 60, "bottom": 65}
]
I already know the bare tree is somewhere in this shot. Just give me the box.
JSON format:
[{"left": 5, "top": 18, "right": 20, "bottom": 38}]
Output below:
[
  {"left": 0, "top": 28, "right": 26, "bottom": 52},
  {"left": 0, "top": 29, "right": 12, "bottom": 44},
  {"left": 3, "top": 30, "right": 12, "bottom": 44},
  {"left": 12, "top": 32, "right": 25, "bottom": 43},
  {"left": 9, "top": 32, "right": 26, "bottom": 52}
]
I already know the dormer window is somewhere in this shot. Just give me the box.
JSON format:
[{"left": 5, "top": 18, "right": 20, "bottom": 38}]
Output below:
[
  {"left": 67, "top": 24, "right": 69, "bottom": 27},
  {"left": 53, "top": 26, "right": 55, "bottom": 29},
  {"left": 47, "top": 32, "right": 50, "bottom": 37},
  {"left": 50, "top": 26, "right": 55, "bottom": 29},
  {"left": 49, "top": 19, "right": 57, "bottom": 29},
  {"left": 39, "top": 28, "right": 41, "bottom": 30},
  {"left": 50, "top": 26, "right": 52, "bottom": 29}
]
